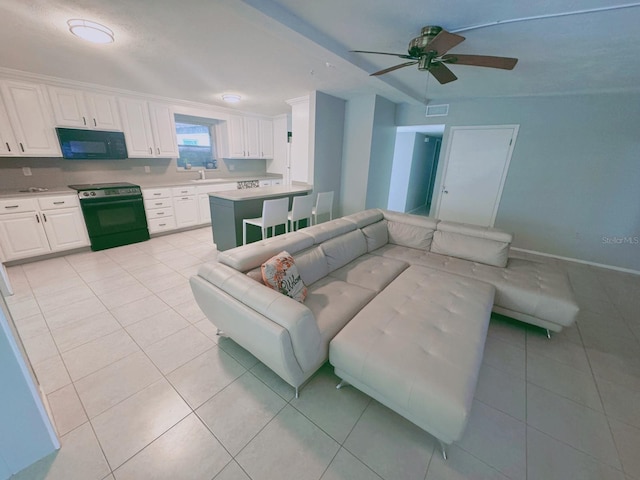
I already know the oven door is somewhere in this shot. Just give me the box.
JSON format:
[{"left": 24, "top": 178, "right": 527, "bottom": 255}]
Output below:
[{"left": 80, "top": 196, "right": 149, "bottom": 250}]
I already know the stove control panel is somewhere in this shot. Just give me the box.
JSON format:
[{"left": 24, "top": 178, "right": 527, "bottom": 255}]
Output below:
[{"left": 78, "top": 187, "right": 142, "bottom": 200}]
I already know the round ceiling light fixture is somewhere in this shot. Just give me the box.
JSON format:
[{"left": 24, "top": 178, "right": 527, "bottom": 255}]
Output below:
[
  {"left": 67, "top": 19, "right": 114, "bottom": 44},
  {"left": 222, "top": 94, "right": 241, "bottom": 103}
]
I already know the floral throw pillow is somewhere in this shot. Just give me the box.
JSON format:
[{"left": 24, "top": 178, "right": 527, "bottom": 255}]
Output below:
[{"left": 261, "top": 251, "right": 307, "bottom": 303}]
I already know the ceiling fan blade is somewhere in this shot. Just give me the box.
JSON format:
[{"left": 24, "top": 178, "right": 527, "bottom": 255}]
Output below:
[
  {"left": 351, "top": 50, "right": 416, "bottom": 60},
  {"left": 428, "top": 63, "right": 458, "bottom": 84},
  {"left": 370, "top": 61, "right": 418, "bottom": 76},
  {"left": 424, "top": 30, "right": 465, "bottom": 56},
  {"left": 442, "top": 54, "right": 518, "bottom": 70}
]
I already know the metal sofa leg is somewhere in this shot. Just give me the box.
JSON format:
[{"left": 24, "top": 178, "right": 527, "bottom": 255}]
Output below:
[
  {"left": 336, "top": 379, "right": 350, "bottom": 390},
  {"left": 546, "top": 328, "right": 551, "bottom": 339},
  {"left": 295, "top": 387, "right": 299, "bottom": 399},
  {"left": 438, "top": 440, "right": 448, "bottom": 460}
]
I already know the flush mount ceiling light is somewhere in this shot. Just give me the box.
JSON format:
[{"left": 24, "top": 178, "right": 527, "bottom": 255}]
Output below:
[
  {"left": 67, "top": 19, "right": 114, "bottom": 44},
  {"left": 222, "top": 94, "right": 241, "bottom": 103}
]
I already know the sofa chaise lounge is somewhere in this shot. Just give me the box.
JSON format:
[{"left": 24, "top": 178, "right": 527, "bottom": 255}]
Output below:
[{"left": 190, "top": 209, "right": 579, "bottom": 456}]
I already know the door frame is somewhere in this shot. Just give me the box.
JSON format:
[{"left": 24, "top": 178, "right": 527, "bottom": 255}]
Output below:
[{"left": 434, "top": 124, "right": 519, "bottom": 227}]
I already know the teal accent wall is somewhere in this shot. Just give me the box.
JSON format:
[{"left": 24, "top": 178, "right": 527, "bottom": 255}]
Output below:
[{"left": 397, "top": 93, "right": 640, "bottom": 271}]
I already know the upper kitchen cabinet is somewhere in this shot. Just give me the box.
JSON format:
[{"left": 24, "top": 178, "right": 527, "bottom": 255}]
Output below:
[
  {"left": 48, "top": 86, "right": 121, "bottom": 130},
  {"left": 118, "top": 97, "right": 179, "bottom": 158},
  {"left": 259, "top": 119, "right": 273, "bottom": 159},
  {"left": 0, "top": 97, "right": 18, "bottom": 156},
  {"left": 225, "top": 115, "right": 272, "bottom": 159},
  {"left": 0, "top": 79, "right": 60, "bottom": 157}
]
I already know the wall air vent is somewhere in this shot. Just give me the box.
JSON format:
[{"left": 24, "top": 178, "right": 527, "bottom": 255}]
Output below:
[{"left": 425, "top": 104, "right": 449, "bottom": 117}]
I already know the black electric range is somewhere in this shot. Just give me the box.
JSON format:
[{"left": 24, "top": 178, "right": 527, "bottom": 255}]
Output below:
[{"left": 68, "top": 183, "right": 149, "bottom": 251}]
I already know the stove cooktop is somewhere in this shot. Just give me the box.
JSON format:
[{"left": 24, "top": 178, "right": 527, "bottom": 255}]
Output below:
[{"left": 68, "top": 182, "right": 139, "bottom": 191}]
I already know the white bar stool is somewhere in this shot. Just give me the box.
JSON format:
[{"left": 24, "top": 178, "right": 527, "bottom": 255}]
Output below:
[
  {"left": 287, "top": 195, "right": 314, "bottom": 231},
  {"left": 312, "top": 191, "right": 334, "bottom": 225},
  {"left": 243, "top": 197, "right": 289, "bottom": 245}
]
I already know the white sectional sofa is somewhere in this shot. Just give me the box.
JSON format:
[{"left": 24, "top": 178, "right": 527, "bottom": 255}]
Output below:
[{"left": 190, "top": 209, "right": 579, "bottom": 455}]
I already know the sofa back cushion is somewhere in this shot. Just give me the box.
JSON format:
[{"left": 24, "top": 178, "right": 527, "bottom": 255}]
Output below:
[
  {"left": 431, "top": 221, "right": 512, "bottom": 267},
  {"left": 320, "top": 230, "right": 368, "bottom": 273},
  {"left": 361, "top": 220, "right": 389, "bottom": 252},
  {"left": 293, "top": 246, "right": 330, "bottom": 286},
  {"left": 383, "top": 210, "right": 438, "bottom": 250},
  {"left": 342, "top": 209, "right": 384, "bottom": 229},
  {"left": 218, "top": 232, "right": 314, "bottom": 272},
  {"left": 299, "top": 218, "right": 355, "bottom": 244}
]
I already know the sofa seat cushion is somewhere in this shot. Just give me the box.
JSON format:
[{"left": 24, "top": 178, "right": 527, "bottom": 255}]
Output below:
[
  {"left": 329, "top": 265, "right": 495, "bottom": 444},
  {"left": 373, "top": 245, "right": 579, "bottom": 327},
  {"left": 328, "top": 254, "right": 409, "bottom": 293},
  {"left": 305, "top": 277, "right": 377, "bottom": 346}
]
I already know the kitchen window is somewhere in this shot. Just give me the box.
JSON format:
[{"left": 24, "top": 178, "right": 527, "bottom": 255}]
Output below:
[{"left": 175, "top": 118, "right": 218, "bottom": 170}]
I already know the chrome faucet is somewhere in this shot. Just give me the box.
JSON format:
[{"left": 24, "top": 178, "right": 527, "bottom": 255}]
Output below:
[{"left": 198, "top": 169, "right": 206, "bottom": 180}]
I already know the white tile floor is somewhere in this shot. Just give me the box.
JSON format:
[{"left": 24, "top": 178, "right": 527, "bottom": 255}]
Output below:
[{"left": 5, "top": 227, "right": 640, "bottom": 480}]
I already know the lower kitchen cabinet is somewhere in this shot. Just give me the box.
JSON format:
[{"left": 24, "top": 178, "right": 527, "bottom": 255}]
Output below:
[
  {"left": 0, "top": 196, "right": 89, "bottom": 261},
  {"left": 171, "top": 186, "right": 198, "bottom": 229}
]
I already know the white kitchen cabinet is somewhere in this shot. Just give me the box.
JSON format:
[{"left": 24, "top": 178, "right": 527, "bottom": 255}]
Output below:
[
  {"left": 226, "top": 115, "right": 270, "bottom": 159},
  {"left": 196, "top": 183, "right": 236, "bottom": 224},
  {"left": 143, "top": 187, "right": 176, "bottom": 233},
  {"left": 149, "top": 103, "right": 179, "bottom": 157},
  {"left": 259, "top": 179, "right": 273, "bottom": 187},
  {"left": 119, "top": 98, "right": 178, "bottom": 158},
  {"left": 48, "top": 86, "right": 121, "bottom": 131},
  {"left": 0, "top": 80, "right": 60, "bottom": 157},
  {"left": 0, "top": 97, "right": 18, "bottom": 156},
  {"left": 171, "top": 186, "right": 198, "bottom": 228},
  {"left": 259, "top": 119, "right": 274, "bottom": 159},
  {"left": 0, "top": 196, "right": 88, "bottom": 261}
]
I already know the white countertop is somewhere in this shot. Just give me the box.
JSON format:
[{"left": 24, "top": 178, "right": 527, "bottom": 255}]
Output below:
[
  {"left": 209, "top": 185, "right": 312, "bottom": 201},
  {"left": 0, "top": 175, "right": 284, "bottom": 199}
]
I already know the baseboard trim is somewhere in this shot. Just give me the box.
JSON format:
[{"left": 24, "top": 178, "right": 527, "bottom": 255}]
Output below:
[{"left": 511, "top": 247, "right": 640, "bottom": 276}]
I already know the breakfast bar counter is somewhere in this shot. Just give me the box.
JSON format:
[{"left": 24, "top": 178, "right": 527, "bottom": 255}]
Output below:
[{"left": 209, "top": 185, "right": 312, "bottom": 250}]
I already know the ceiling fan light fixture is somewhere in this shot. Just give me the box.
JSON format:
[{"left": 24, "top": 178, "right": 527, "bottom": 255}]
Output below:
[
  {"left": 222, "top": 94, "right": 241, "bottom": 103},
  {"left": 67, "top": 19, "right": 114, "bottom": 44}
]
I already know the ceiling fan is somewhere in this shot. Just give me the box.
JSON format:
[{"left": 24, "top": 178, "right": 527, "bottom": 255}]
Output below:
[{"left": 352, "top": 26, "right": 518, "bottom": 84}]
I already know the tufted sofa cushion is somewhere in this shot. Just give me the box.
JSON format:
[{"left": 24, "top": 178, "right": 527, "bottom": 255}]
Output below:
[
  {"left": 328, "top": 254, "right": 409, "bottom": 293},
  {"left": 373, "top": 245, "right": 579, "bottom": 329},
  {"left": 330, "top": 265, "right": 495, "bottom": 444}
]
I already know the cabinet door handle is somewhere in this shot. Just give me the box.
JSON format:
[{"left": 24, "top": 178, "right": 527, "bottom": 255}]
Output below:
[
  {"left": 181, "top": 197, "right": 189, "bottom": 200},
  {"left": 53, "top": 201, "right": 65, "bottom": 205},
  {"left": 154, "top": 202, "right": 162, "bottom": 206},
  {"left": 153, "top": 193, "right": 162, "bottom": 196},
  {"left": 83, "top": 116, "right": 87, "bottom": 126},
  {"left": 93, "top": 118, "right": 97, "bottom": 127},
  {"left": 157, "top": 147, "right": 160, "bottom": 155},
  {"left": 4, "top": 205, "right": 19, "bottom": 209},
  {"left": 43, "top": 213, "right": 47, "bottom": 222},
  {"left": 35, "top": 214, "right": 40, "bottom": 223},
  {"left": 149, "top": 147, "right": 153, "bottom": 154},
  {"left": 159, "top": 223, "right": 166, "bottom": 227},
  {"left": 19, "top": 143, "right": 25, "bottom": 152},
  {"left": 156, "top": 212, "right": 164, "bottom": 215},
  {"left": 5, "top": 142, "right": 10, "bottom": 152}
]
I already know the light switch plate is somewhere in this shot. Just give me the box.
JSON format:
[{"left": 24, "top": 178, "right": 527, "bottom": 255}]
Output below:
[
  {"left": 22, "top": 167, "right": 32, "bottom": 176},
  {"left": 144, "top": 166, "right": 151, "bottom": 173}
]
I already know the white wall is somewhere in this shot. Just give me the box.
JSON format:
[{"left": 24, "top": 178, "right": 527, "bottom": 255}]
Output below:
[
  {"left": 340, "top": 95, "right": 376, "bottom": 215},
  {"left": 0, "top": 297, "right": 58, "bottom": 477},
  {"left": 405, "top": 134, "right": 435, "bottom": 212},
  {"left": 397, "top": 92, "right": 640, "bottom": 271},
  {"left": 365, "top": 96, "right": 397, "bottom": 210},
  {"left": 311, "top": 92, "right": 346, "bottom": 218}
]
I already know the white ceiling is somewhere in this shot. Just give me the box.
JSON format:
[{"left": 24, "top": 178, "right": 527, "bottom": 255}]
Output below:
[{"left": 1, "top": 0, "right": 639, "bottom": 116}]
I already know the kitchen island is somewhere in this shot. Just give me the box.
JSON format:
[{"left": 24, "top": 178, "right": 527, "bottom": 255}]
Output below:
[{"left": 209, "top": 185, "right": 313, "bottom": 250}]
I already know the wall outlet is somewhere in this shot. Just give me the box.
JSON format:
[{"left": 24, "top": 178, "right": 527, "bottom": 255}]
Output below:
[
  {"left": 144, "top": 165, "right": 151, "bottom": 173},
  {"left": 22, "top": 167, "right": 32, "bottom": 176}
]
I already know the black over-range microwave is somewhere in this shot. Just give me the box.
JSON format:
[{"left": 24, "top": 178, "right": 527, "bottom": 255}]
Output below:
[{"left": 56, "top": 128, "right": 128, "bottom": 160}]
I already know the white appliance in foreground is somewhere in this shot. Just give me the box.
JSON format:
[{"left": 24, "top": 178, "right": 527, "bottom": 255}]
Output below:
[{"left": 0, "top": 293, "right": 59, "bottom": 478}]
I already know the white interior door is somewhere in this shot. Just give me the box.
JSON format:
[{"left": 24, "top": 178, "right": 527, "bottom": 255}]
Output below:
[{"left": 436, "top": 125, "right": 518, "bottom": 227}]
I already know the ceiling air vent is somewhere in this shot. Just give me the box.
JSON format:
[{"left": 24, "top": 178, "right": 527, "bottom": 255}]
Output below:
[{"left": 425, "top": 104, "right": 449, "bottom": 117}]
